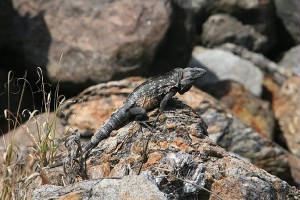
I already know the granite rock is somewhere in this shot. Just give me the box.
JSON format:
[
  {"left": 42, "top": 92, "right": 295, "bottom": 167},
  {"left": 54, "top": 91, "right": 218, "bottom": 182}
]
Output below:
[{"left": 189, "top": 46, "right": 263, "bottom": 95}]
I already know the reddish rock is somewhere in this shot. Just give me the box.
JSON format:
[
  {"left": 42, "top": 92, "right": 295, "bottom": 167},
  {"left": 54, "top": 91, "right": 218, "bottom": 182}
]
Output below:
[
  {"left": 263, "top": 76, "right": 280, "bottom": 100},
  {"left": 54, "top": 78, "right": 299, "bottom": 185},
  {"left": 202, "top": 80, "right": 275, "bottom": 140},
  {"left": 16, "top": 96, "right": 300, "bottom": 199},
  {"left": 273, "top": 77, "right": 300, "bottom": 157}
]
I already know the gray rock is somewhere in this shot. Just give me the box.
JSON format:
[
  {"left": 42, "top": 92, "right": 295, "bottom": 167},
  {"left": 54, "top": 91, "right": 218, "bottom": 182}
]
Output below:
[
  {"left": 33, "top": 174, "right": 167, "bottom": 200},
  {"left": 174, "top": 0, "right": 277, "bottom": 51},
  {"left": 219, "top": 43, "right": 288, "bottom": 85},
  {"left": 201, "top": 14, "right": 268, "bottom": 52},
  {"left": 190, "top": 46, "right": 263, "bottom": 95},
  {"left": 274, "top": 0, "right": 300, "bottom": 43},
  {"left": 12, "top": 0, "right": 170, "bottom": 89},
  {"left": 279, "top": 45, "right": 300, "bottom": 76}
]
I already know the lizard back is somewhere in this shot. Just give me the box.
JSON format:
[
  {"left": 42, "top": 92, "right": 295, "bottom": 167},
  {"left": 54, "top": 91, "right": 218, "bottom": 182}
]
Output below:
[{"left": 126, "top": 69, "right": 180, "bottom": 111}]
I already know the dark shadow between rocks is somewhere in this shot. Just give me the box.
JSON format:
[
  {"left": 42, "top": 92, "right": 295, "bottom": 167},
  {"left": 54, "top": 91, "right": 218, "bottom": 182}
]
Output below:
[{"left": 150, "top": 1, "right": 197, "bottom": 75}]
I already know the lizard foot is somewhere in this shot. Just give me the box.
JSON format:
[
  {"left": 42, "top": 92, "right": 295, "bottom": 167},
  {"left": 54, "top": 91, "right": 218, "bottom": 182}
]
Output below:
[{"left": 137, "top": 120, "right": 155, "bottom": 133}]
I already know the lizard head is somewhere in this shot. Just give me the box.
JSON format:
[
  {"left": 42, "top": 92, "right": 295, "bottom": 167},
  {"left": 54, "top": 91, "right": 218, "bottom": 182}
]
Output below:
[{"left": 178, "top": 67, "right": 206, "bottom": 94}]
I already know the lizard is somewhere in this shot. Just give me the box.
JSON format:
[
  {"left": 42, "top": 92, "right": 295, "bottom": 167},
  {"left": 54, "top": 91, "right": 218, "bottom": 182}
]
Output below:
[{"left": 49, "top": 67, "right": 206, "bottom": 168}]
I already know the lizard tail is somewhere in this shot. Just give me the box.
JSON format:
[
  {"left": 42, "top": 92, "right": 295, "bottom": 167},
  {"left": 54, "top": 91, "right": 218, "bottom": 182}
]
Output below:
[
  {"left": 81, "top": 120, "right": 115, "bottom": 153},
  {"left": 81, "top": 108, "right": 128, "bottom": 154}
]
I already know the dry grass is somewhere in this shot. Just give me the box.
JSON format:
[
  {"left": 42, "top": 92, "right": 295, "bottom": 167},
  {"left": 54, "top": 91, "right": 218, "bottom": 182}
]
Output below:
[{"left": 1, "top": 68, "right": 65, "bottom": 199}]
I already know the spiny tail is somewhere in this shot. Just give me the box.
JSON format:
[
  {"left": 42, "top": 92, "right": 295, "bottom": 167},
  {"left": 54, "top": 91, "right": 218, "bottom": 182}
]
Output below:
[{"left": 81, "top": 108, "right": 128, "bottom": 154}]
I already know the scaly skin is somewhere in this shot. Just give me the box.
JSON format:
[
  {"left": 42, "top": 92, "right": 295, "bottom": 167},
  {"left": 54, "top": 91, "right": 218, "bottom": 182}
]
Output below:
[{"left": 49, "top": 67, "right": 206, "bottom": 168}]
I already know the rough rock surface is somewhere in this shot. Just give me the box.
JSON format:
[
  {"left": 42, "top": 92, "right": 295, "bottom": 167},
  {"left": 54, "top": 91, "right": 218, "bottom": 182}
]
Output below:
[
  {"left": 201, "top": 14, "right": 267, "bottom": 52},
  {"left": 219, "top": 43, "right": 288, "bottom": 85},
  {"left": 201, "top": 80, "right": 274, "bottom": 140},
  {"left": 47, "top": 78, "right": 299, "bottom": 185},
  {"left": 274, "top": 0, "right": 300, "bottom": 43},
  {"left": 279, "top": 46, "right": 300, "bottom": 76},
  {"left": 189, "top": 46, "right": 263, "bottom": 95},
  {"left": 12, "top": 0, "right": 170, "bottom": 87},
  {"left": 32, "top": 173, "right": 166, "bottom": 200},
  {"left": 176, "top": 86, "right": 300, "bottom": 186},
  {"left": 273, "top": 77, "right": 300, "bottom": 157},
  {"left": 15, "top": 91, "right": 300, "bottom": 199}
]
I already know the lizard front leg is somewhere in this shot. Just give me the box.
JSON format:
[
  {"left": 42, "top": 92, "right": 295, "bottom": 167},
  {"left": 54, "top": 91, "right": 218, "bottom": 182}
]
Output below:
[{"left": 155, "top": 88, "right": 178, "bottom": 123}]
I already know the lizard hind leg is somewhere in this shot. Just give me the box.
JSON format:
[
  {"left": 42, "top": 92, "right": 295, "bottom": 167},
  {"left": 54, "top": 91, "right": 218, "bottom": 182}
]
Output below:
[
  {"left": 128, "top": 106, "right": 154, "bottom": 132},
  {"left": 128, "top": 106, "right": 148, "bottom": 121}
]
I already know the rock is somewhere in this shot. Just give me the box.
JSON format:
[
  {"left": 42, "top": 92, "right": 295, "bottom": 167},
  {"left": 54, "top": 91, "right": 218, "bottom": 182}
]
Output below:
[
  {"left": 0, "top": 112, "right": 65, "bottom": 166},
  {"left": 12, "top": 0, "right": 170, "bottom": 90},
  {"left": 53, "top": 78, "right": 299, "bottom": 185},
  {"left": 273, "top": 77, "right": 300, "bottom": 157},
  {"left": 15, "top": 92, "right": 300, "bottom": 199},
  {"left": 219, "top": 43, "right": 288, "bottom": 85},
  {"left": 274, "top": 0, "right": 300, "bottom": 43},
  {"left": 58, "top": 77, "right": 145, "bottom": 132},
  {"left": 177, "top": 86, "right": 300, "bottom": 186},
  {"left": 31, "top": 173, "right": 166, "bottom": 200},
  {"left": 201, "top": 80, "right": 274, "bottom": 140},
  {"left": 279, "top": 46, "right": 300, "bottom": 76},
  {"left": 189, "top": 46, "right": 263, "bottom": 95},
  {"left": 201, "top": 14, "right": 268, "bottom": 52},
  {"left": 212, "top": 0, "right": 277, "bottom": 49},
  {"left": 174, "top": 0, "right": 277, "bottom": 51}
]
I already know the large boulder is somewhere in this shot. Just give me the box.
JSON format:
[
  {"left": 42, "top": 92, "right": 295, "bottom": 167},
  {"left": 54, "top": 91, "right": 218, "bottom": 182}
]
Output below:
[
  {"left": 189, "top": 46, "right": 263, "bottom": 96},
  {"left": 51, "top": 78, "right": 299, "bottom": 185},
  {"left": 201, "top": 14, "right": 268, "bottom": 52},
  {"left": 12, "top": 0, "right": 170, "bottom": 89},
  {"left": 14, "top": 87, "right": 300, "bottom": 199},
  {"left": 274, "top": 0, "right": 300, "bottom": 43}
]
